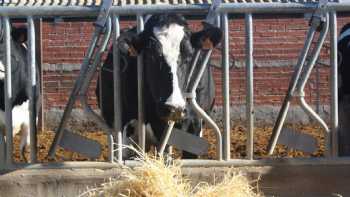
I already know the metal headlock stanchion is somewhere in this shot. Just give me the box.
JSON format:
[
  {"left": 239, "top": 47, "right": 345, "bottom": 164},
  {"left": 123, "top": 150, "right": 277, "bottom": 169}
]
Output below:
[
  {"left": 267, "top": 0, "right": 331, "bottom": 157},
  {"left": 4, "top": 17, "right": 13, "bottom": 167},
  {"left": 47, "top": 0, "right": 115, "bottom": 161},
  {"left": 158, "top": 0, "right": 223, "bottom": 160},
  {"left": 0, "top": 18, "right": 6, "bottom": 168}
]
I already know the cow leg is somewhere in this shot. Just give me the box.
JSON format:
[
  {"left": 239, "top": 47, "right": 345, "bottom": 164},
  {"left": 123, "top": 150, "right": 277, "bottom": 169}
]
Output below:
[
  {"left": 19, "top": 123, "right": 29, "bottom": 162},
  {"left": 339, "top": 94, "right": 350, "bottom": 156}
]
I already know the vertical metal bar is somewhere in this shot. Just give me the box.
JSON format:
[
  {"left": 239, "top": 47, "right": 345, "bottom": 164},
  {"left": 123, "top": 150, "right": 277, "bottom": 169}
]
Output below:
[
  {"left": 221, "top": 13, "right": 230, "bottom": 161},
  {"left": 78, "top": 18, "right": 113, "bottom": 162},
  {"left": 330, "top": 11, "right": 338, "bottom": 157},
  {"left": 0, "top": 17, "right": 5, "bottom": 168},
  {"left": 188, "top": 50, "right": 222, "bottom": 160},
  {"left": 295, "top": 13, "right": 330, "bottom": 156},
  {"left": 113, "top": 15, "right": 123, "bottom": 163},
  {"left": 4, "top": 17, "right": 13, "bottom": 166},
  {"left": 137, "top": 15, "right": 145, "bottom": 151},
  {"left": 33, "top": 18, "right": 43, "bottom": 133},
  {"left": 28, "top": 16, "right": 37, "bottom": 163},
  {"left": 245, "top": 13, "right": 254, "bottom": 160}
]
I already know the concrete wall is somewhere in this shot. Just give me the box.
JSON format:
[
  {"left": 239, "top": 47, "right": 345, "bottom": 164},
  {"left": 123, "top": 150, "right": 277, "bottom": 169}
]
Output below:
[
  {"left": 1, "top": 164, "right": 350, "bottom": 197},
  {"left": 44, "top": 104, "right": 330, "bottom": 130}
]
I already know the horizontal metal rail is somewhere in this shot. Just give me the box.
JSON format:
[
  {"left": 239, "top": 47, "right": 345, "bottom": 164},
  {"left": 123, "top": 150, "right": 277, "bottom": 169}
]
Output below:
[
  {"left": 1, "top": 3, "right": 350, "bottom": 17},
  {"left": 4, "top": 157, "right": 350, "bottom": 170}
]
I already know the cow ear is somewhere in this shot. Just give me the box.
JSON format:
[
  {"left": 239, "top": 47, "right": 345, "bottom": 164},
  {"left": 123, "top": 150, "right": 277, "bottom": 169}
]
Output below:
[
  {"left": 118, "top": 29, "right": 143, "bottom": 57},
  {"left": 190, "top": 23, "right": 222, "bottom": 50},
  {"left": 11, "top": 26, "right": 27, "bottom": 44}
]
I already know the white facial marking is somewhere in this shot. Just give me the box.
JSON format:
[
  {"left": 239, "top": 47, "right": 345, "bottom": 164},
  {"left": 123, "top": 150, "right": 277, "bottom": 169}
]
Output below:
[
  {"left": 0, "top": 61, "right": 5, "bottom": 79},
  {"left": 153, "top": 23, "right": 186, "bottom": 109}
]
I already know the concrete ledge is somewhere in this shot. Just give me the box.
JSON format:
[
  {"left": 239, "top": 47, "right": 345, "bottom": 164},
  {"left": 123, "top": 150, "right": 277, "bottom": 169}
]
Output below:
[
  {"left": 44, "top": 105, "right": 331, "bottom": 130},
  {"left": 1, "top": 163, "right": 349, "bottom": 197}
]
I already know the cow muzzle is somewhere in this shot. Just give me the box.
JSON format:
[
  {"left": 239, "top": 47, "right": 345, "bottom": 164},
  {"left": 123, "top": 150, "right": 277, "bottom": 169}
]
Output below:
[{"left": 160, "top": 104, "right": 185, "bottom": 121}]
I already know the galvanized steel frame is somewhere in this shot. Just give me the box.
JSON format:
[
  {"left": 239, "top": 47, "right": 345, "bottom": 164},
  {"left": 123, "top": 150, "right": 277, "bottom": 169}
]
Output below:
[{"left": 0, "top": 1, "right": 345, "bottom": 169}]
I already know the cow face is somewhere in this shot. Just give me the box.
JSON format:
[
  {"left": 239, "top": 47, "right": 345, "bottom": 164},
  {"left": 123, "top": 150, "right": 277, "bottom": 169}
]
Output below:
[
  {"left": 145, "top": 28, "right": 187, "bottom": 120},
  {"left": 139, "top": 15, "right": 189, "bottom": 121},
  {"left": 121, "top": 14, "right": 222, "bottom": 121}
]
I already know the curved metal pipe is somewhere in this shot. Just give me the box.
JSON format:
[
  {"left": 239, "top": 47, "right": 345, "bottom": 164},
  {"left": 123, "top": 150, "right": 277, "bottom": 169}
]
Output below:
[
  {"left": 296, "top": 14, "right": 329, "bottom": 93},
  {"left": 79, "top": 18, "right": 111, "bottom": 93},
  {"left": 299, "top": 98, "right": 329, "bottom": 133},
  {"left": 267, "top": 19, "right": 318, "bottom": 155},
  {"left": 48, "top": 17, "right": 112, "bottom": 159},
  {"left": 189, "top": 98, "right": 222, "bottom": 160},
  {"left": 78, "top": 17, "right": 114, "bottom": 162},
  {"left": 186, "top": 49, "right": 223, "bottom": 160},
  {"left": 48, "top": 22, "right": 105, "bottom": 159},
  {"left": 295, "top": 13, "right": 330, "bottom": 156}
]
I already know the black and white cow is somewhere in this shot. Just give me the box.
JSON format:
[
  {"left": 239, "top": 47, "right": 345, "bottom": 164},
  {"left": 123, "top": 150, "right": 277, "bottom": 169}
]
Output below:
[
  {"left": 0, "top": 24, "right": 40, "bottom": 161},
  {"left": 338, "top": 23, "right": 350, "bottom": 156},
  {"left": 337, "top": 23, "right": 350, "bottom": 156},
  {"left": 96, "top": 14, "right": 222, "bottom": 159}
]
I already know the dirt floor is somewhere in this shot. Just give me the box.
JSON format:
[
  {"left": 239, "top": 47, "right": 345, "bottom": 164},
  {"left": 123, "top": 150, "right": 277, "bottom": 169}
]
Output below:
[{"left": 12, "top": 124, "right": 325, "bottom": 162}]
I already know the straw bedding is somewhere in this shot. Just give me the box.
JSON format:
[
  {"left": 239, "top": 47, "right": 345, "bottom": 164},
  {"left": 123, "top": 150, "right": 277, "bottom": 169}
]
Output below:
[{"left": 79, "top": 150, "right": 262, "bottom": 197}]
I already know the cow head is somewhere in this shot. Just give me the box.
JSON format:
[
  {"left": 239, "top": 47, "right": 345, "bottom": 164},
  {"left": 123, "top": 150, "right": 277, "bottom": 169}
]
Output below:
[
  {"left": 0, "top": 22, "right": 27, "bottom": 44},
  {"left": 120, "top": 14, "right": 222, "bottom": 121},
  {"left": 11, "top": 25, "right": 27, "bottom": 45}
]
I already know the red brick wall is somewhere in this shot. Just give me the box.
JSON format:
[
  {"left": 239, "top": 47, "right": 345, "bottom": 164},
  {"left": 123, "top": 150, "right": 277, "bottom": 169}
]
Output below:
[{"left": 41, "top": 16, "right": 350, "bottom": 110}]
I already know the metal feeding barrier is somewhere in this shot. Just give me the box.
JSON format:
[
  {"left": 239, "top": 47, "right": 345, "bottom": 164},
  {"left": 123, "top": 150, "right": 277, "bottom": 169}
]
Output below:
[{"left": 0, "top": 0, "right": 347, "bottom": 169}]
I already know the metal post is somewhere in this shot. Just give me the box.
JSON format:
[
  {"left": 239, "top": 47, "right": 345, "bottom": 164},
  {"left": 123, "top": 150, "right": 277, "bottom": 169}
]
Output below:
[
  {"left": 34, "top": 18, "right": 44, "bottom": 133},
  {"left": 330, "top": 11, "right": 338, "bottom": 157},
  {"left": 137, "top": 15, "right": 145, "bottom": 151},
  {"left": 221, "top": 13, "right": 230, "bottom": 161},
  {"left": 28, "top": 16, "right": 37, "bottom": 163},
  {"left": 4, "top": 17, "right": 13, "bottom": 166},
  {"left": 112, "top": 15, "right": 123, "bottom": 163},
  {"left": 245, "top": 13, "right": 254, "bottom": 160},
  {"left": 0, "top": 17, "right": 5, "bottom": 168}
]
